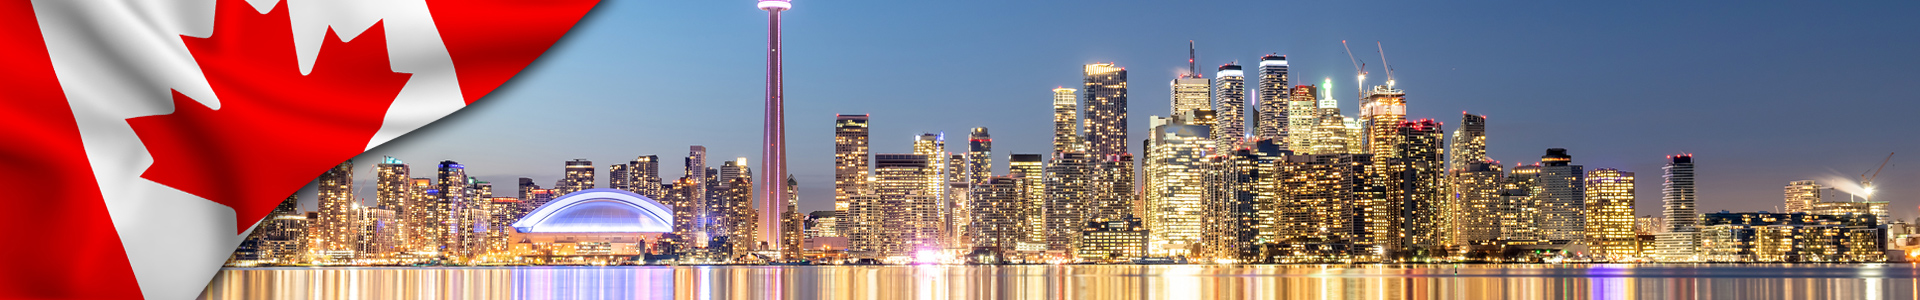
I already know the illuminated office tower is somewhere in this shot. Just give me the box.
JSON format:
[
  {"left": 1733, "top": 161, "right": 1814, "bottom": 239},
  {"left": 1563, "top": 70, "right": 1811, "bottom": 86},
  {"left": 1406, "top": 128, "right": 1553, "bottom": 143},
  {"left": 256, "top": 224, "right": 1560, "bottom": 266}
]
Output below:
[
  {"left": 845, "top": 189, "right": 882, "bottom": 257},
  {"left": 1144, "top": 116, "right": 1211, "bottom": 256},
  {"left": 912, "top": 134, "right": 950, "bottom": 237},
  {"left": 1008, "top": 154, "right": 1046, "bottom": 244},
  {"left": 664, "top": 179, "right": 700, "bottom": 248},
  {"left": 1093, "top": 155, "right": 1136, "bottom": 221},
  {"left": 1585, "top": 168, "right": 1638, "bottom": 260},
  {"left": 1499, "top": 164, "right": 1542, "bottom": 242},
  {"left": 947, "top": 155, "right": 970, "bottom": 249},
  {"left": 716, "top": 175, "right": 758, "bottom": 257},
  {"left": 1360, "top": 85, "right": 1407, "bottom": 158},
  {"left": 316, "top": 160, "right": 356, "bottom": 256},
  {"left": 1172, "top": 73, "right": 1211, "bottom": 115},
  {"left": 1387, "top": 120, "right": 1449, "bottom": 253},
  {"left": 834, "top": 115, "right": 870, "bottom": 217},
  {"left": 1255, "top": 54, "right": 1289, "bottom": 143},
  {"left": 610, "top": 163, "right": 633, "bottom": 192},
  {"left": 435, "top": 160, "right": 473, "bottom": 257},
  {"left": 1083, "top": 63, "right": 1129, "bottom": 157},
  {"left": 1447, "top": 113, "right": 1488, "bottom": 173},
  {"left": 686, "top": 146, "right": 710, "bottom": 244},
  {"left": 719, "top": 158, "right": 751, "bottom": 189},
  {"left": 1052, "top": 87, "right": 1081, "bottom": 153},
  {"left": 1813, "top": 201, "right": 1889, "bottom": 226},
  {"left": 1309, "top": 78, "right": 1352, "bottom": 154},
  {"left": 485, "top": 197, "right": 524, "bottom": 253},
  {"left": 1044, "top": 152, "right": 1095, "bottom": 253},
  {"left": 1450, "top": 161, "right": 1506, "bottom": 245},
  {"left": 1285, "top": 85, "right": 1318, "bottom": 153},
  {"left": 409, "top": 178, "right": 441, "bottom": 253},
  {"left": 967, "top": 127, "right": 992, "bottom": 193},
  {"left": 1535, "top": 148, "right": 1587, "bottom": 244},
  {"left": 373, "top": 157, "right": 413, "bottom": 250},
  {"left": 1077, "top": 217, "right": 1147, "bottom": 263},
  {"left": 631, "top": 156, "right": 664, "bottom": 199},
  {"left": 1274, "top": 153, "right": 1374, "bottom": 256},
  {"left": 352, "top": 207, "right": 399, "bottom": 258},
  {"left": 1213, "top": 63, "right": 1246, "bottom": 150},
  {"left": 517, "top": 178, "right": 538, "bottom": 200},
  {"left": 556, "top": 159, "right": 593, "bottom": 195},
  {"left": 1785, "top": 180, "right": 1823, "bottom": 213},
  {"left": 1200, "top": 140, "right": 1281, "bottom": 262},
  {"left": 874, "top": 154, "right": 939, "bottom": 258},
  {"left": 971, "top": 176, "right": 1025, "bottom": 253},
  {"left": 246, "top": 194, "right": 309, "bottom": 264}
]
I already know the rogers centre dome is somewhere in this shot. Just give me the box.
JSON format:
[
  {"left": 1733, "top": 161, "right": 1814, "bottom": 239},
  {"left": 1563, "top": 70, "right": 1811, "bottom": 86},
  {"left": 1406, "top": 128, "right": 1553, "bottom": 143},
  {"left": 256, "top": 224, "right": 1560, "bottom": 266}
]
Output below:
[{"left": 511, "top": 188, "right": 674, "bottom": 233}]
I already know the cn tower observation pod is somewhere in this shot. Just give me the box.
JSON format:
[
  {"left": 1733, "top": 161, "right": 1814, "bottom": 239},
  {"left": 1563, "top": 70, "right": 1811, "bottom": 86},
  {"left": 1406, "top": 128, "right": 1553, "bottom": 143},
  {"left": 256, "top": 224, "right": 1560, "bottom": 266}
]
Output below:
[{"left": 511, "top": 188, "right": 674, "bottom": 233}]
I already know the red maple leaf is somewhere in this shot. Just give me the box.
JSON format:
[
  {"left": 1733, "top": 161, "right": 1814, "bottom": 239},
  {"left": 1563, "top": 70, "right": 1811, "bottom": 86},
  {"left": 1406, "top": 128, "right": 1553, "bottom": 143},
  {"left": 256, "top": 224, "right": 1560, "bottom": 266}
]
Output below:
[{"left": 126, "top": 0, "right": 411, "bottom": 233}]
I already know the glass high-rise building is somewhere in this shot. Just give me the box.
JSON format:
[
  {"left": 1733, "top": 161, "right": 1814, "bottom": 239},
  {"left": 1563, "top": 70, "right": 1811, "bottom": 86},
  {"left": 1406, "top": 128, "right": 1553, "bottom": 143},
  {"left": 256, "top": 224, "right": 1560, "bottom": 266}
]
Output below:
[
  {"left": 1360, "top": 85, "right": 1407, "bottom": 159},
  {"left": 1052, "top": 87, "right": 1080, "bottom": 153},
  {"left": 558, "top": 159, "right": 594, "bottom": 195},
  {"left": 1273, "top": 153, "right": 1375, "bottom": 262},
  {"left": 1255, "top": 54, "right": 1289, "bottom": 143},
  {"left": 1585, "top": 168, "right": 1638, "bottom": 260},
  {"left": 1285, "top": 85, "right": 1318, "bottom": 153},
  {"left": 1447, "top": 113, "right": 1488, "bottom": 173},
  {"left": 873, "top": 154, "right": 939, "bottom": 258},
  {"left": 833, "top": 115, "right": 870, "bottom": 218},
  {"left": 373, "top": 157, "right": 413, "bottom": 252},
  {"left": 1212, "top": 63, "right": 1246, "bottom": 150},
  {"left": 1082, "top": 63, "right": 1128, "bottom": 157},
  {"left": 1172, "top": 74, "right": 1211, "bottom": 115},
  {"left": 1655, "top": 154, "right": 1699, "bottom": 261},
  {"left": 1535, "top": 148, "right": 1587, "bottom": 244},
  {"left": 1144, "top": 116, "right": 1210, "bottom": 256},
  {"left": 1451, "top": 161, "right": 1506, "bottom": 245},
  {"left": 1044, "top": 152, "right": 1095, "bottom": 253},
  {"left": 317, "top": 160, "right": 356, "bottom": 256},
  {"left": 970, "top": 176, "right": 1025, "bottom": 253},
  {"left": 1008, "top": 154, "right": 1046, "bottom": 244},
  {"left": 1388, "top": 120, "right": 1448, "bottom": 253},
  {"left": 1310, "top": 78, "right": 1353, "bottom": 155}
]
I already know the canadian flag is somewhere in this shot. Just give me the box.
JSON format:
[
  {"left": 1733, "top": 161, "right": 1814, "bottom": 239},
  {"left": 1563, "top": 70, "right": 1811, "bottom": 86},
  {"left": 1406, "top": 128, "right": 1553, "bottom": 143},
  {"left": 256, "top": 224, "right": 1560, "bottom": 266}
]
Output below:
[{"left": 0, "top": 0, "right": 597, "bottom": 298}]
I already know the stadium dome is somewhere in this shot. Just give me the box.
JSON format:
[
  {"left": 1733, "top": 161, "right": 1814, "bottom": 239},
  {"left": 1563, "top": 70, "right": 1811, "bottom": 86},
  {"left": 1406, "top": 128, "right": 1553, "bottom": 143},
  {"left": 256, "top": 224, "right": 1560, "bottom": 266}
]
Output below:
[{"left": 510, "top": 188, "right": 674, "bottom": 233}]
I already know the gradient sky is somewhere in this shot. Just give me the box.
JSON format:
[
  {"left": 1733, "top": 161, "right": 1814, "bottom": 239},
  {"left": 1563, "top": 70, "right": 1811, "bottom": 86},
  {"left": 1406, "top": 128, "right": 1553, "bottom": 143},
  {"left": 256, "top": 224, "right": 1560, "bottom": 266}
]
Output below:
[{"left": 309, "top": 0, "right": 1920, "bottom": 222}]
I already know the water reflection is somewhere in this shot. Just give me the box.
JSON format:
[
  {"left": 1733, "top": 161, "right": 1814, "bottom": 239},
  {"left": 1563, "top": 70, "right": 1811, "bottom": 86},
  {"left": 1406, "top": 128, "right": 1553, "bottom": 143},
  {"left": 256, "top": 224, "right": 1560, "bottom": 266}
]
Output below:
[{"left": 201, "top": 264, "right": 1920, "bottom": 299}]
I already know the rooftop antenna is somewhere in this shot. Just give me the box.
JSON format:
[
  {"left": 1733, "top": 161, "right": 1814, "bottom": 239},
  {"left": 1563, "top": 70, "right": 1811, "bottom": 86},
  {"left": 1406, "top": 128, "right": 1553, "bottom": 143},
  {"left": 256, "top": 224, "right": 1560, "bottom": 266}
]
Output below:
[
  {"left": 1342, "top": 40, "right": 1367, "bottom": 98},
  {"left": 1377, "top": 41, "right": 1394, "bottom": 89},
  {"left": 1188, "top": 40, "right": 1198, "bottom": 78}
]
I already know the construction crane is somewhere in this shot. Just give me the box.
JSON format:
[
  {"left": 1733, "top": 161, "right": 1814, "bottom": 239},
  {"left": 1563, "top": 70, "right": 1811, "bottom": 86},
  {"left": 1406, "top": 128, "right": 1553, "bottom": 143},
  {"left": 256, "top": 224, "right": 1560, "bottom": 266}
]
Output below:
[
  {"left": 1342, "top": 40, "right": 1367, "bottom": 99},
  {"left": 1861, "top": 152, "right": 1894, "bottom": 199}
]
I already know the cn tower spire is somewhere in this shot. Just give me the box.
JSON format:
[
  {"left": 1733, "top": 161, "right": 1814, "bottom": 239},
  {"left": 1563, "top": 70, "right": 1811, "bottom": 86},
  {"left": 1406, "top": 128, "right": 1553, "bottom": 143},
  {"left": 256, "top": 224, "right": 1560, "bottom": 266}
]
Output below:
[{"left": 757, "top": 0, "right": 792, "bottom": 260}]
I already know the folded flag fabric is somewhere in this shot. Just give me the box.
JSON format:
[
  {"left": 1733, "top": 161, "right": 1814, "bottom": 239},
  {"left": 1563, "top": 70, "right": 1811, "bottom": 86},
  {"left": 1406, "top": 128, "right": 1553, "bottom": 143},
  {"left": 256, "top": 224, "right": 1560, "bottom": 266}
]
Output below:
[{"left": 0, "top": 0, "right": 598, "bottom": 298}]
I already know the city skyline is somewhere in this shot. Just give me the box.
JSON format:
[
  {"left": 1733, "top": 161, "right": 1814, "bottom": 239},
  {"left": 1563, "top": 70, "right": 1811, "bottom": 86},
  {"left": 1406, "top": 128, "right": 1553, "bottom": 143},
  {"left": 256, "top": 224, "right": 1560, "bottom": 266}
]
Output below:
[{"left": 312, "top": 0, "right": 1916, "bottom": 223}]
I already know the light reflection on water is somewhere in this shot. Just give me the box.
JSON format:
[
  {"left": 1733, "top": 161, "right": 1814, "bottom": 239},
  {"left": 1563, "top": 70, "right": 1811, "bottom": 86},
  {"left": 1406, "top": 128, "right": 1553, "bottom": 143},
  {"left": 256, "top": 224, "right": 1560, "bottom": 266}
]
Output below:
[{"left": 200, "top": 264, "right": 1920, "bottom": 299}]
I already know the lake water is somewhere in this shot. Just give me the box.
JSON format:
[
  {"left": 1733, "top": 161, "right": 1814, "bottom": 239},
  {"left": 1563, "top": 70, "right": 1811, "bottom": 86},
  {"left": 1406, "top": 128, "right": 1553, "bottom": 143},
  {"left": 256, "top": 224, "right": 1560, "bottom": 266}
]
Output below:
[{"left": 199, "top": 264, "right": 1920, "bottom": 299}]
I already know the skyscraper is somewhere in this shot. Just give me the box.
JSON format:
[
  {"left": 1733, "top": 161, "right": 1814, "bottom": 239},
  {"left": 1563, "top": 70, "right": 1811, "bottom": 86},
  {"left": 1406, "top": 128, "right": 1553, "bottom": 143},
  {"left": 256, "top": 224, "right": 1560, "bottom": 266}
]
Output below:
[
  {"left": 1785, "top": 180, "right": 1822, "bottom": 213},
  {"left": 1447, "top": 113, "right": 1488, "bottom": 173},
  {"left": 1213, "top": 63, "right": 1246, "bottom": 150},
  {"left": 1499, "top": 164, "right": 1543, "bottom": 242},
  {"left": 557, "top": 159, "right": 593, "bottom": 195},
  {"left": 967, "top": 127, "right": 993, "bottom": 194},
  {"left": 1360, "top": 85, "right": 1407, "bottom": 158},
  {"left": 758, "top": 0, "right": 793, "bottom": 254},
  {"left": 1273, "top": 153, "right": 1375, "bottom": 261},
  {"left": 1052, "top": 87, "right": 1080, "bottom": 153},
  {"left": 1285, "top": 85, "right": 1318, "bottom": 153},
  {"left": 781, "top": 177, "right": 802, "bottom": 260},
  {"left": 1255, "top": 54, "right": 1289, "bottom": 143},
  {"left": 834, "top": 115, "right": 870, "bottom": 218},
  {"left": 1144, "top": 116, "right": 1210, "bottom": 256},
  {"left": 1044, "top": 152, "right": 1095, "bottom": 253},
  {"left": 1450, "top": 161, "right": 1506, "bottom": 245},
  {"left": 317, "top": 160, "right": 355, "bottom": 256},
  {"left": 873, "top": 154, "right": 939, "bottom": 258},
  {"left": 631, "top": 155, "right": 664, "bottom": 199},
  {"left": 373, "top": 157, "right": 412, "bottom": 251},
  {"left": 1585, "top": 168, "right": 1637, "bottom": 260},
  {"left": 1172, "top": 71, "right": 1211, "bottom": 115},
  {"left": 1008, "top": 154, "right": 1046, "bottom": 245},
  {"left": 1656, "top": 154, "right": 1699, "bottom": 261},
  {"left": 686, "top": 146, "right": 709, "bottom": 244},
  {"left": 1309, "top": 78, "right": 1353, "bottom": 155},
  {"left": 970, "top": 176, "right": 1025, "bottom": 253},
  {"left": 1082, "top": 63, "right": 1128, "bottom": 157},
  {"left": 1389, "top": 120, "right": 1448, "bottom": 253},
  {"left": 435, "top": 160, "right": 474, "bottom": 257},
  {"left": 1535, "top": 148, "right": 1586, "bottom": 244}
]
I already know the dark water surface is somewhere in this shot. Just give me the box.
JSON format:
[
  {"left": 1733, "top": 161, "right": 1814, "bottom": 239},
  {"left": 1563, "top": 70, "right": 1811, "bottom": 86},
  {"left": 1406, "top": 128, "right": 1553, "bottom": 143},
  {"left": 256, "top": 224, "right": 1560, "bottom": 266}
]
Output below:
[{"left": 199, "top": 264, "right": 1920, "bottom": 299}]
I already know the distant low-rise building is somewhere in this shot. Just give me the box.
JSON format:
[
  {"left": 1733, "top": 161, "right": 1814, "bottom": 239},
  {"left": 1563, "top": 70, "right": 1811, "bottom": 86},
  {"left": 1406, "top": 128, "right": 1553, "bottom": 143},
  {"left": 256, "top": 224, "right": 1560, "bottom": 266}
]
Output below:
[{"left": 1698, "top": 211, "right": 1882, "bottom": 263}]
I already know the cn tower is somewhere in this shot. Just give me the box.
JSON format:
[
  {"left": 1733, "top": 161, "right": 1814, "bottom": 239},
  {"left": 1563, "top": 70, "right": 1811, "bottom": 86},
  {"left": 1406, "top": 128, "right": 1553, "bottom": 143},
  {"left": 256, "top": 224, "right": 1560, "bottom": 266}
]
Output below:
[{"left": 757, "top": 0, "right": 791, "bottom": 257}]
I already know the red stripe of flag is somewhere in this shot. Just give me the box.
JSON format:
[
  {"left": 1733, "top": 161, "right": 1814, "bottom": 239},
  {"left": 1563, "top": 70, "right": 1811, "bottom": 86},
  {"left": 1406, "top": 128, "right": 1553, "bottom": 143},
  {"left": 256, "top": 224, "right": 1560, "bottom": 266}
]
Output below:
[{"left": 0, "top": 2, "right": 145, "bottom": 299}]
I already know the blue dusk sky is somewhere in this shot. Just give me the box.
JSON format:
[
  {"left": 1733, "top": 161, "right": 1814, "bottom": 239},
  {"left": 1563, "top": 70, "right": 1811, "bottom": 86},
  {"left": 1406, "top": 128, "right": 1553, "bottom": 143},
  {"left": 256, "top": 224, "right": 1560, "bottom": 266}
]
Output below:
[{"left": 316, "top": 0, "right": 1919, "bottom": 221}]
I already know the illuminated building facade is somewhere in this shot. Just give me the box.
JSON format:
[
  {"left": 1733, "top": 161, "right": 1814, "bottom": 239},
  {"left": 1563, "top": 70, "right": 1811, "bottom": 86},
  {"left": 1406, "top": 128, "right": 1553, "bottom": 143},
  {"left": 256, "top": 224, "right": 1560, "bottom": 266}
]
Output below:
[
  {"left": 1082, "top": 63, "right": 1128, "bottom": 157},
  {"left": 1655, "top": 154, "right": 1699, "bottom": 261},
  {"left": 874, "top": 154, "right": 940, "bottom": 258},
  {"left": 1309, "top": 78, "right": 1352, "bottom": 155},
  {"left": 1273, "top": 153, "right": 1374, "bottom": 261},
  {"left": 1784, "top": 180, "right": 1822, "bottom": 213},
  {"left": 834, "top": 114, "right": 870, "bottom": 220},
  {"left": 316, "top": 160, "right": 356, "bottom": 257},
  {"left": 971, "top": 176, "right": 1026, "bottom": 253},
  {"left": 1360, "top": 85, "right": 1406, "bottom": 159},
  {"left": 1144, "top": 116, "right": 1210, "bottom": 256},
  {"left": 1255, "top": 54, "right": 1289, "bottom": 143},
  {"left": 373, "top": 157, "right": 415, "bottom": 252},
  {"left": 1077, "top": 217, "right": 1147, "bottom": 263},
  {"left": 557, "top": 159, "right": 594, "bottom": 195},
  {"left": 1585, "top": 168, "right": 1638, "bottom": 260},
  {"left": 1172, "top": 75, "right": 1210, "bottom": 115},
  {"left": 1044, "top": 152, "right": 1095, "bottom": 253},
  {"left": 1052, "top": 87, "right": 1080, "bottom": 153},
  {"left": 1535, "top": 148, "right": 1586, "bottom": 244},
  {"left": 1452, "top": 161, "right": 1506, "bottom": 245},
  {"left": 685, "top": 146, "right": 709, "bottom": 245},
  {"left": 1212, "top": 63, "right": 1246, "bottom": 150},
  {"left": 1285, "top": 85, "right": 1317, "bottom": 153},
  {"left": 1813, "top": 201, "right": 1889, "bottom": 226},
  {"left": 1446, "top": 113, "right": 1488, "bottom": 173},
  {"left": 1499, "top": 164, "right": 1542, "bottom": 242},
  {"left": 1008, "top": 154, "right": 1046, "bottom": 245},
  {"left": 1698, "top": 212, "right": 1883, "bottom": 263},
  {"left": 1199, "top": 140, "right": 1282, "bottom": 262},
  {"left": 1389, "top": 120, "right": 1448, "bottom": 254}
]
